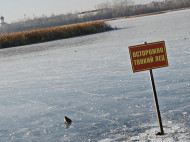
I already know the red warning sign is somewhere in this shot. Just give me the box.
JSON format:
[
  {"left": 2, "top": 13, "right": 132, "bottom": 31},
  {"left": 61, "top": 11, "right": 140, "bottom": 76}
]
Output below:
[{"left": 129, "top": 41, "right": 169, "bottom": 73}]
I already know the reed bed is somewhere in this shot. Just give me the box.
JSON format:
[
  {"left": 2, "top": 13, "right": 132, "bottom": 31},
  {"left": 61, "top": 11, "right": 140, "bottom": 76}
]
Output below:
[{"left": 0, "top": 21, "right": 113, "bottom": 49}]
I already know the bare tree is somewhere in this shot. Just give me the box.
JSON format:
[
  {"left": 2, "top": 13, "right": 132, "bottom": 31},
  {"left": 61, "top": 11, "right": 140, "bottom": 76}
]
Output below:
[{"left": 1, "top": 0, "right": 190, "bottom": 35}]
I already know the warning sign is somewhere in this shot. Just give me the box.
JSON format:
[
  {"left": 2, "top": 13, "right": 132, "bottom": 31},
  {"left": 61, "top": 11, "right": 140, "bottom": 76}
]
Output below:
[{"left": 129, "top": 41, "right": 169, "bottom": 73}]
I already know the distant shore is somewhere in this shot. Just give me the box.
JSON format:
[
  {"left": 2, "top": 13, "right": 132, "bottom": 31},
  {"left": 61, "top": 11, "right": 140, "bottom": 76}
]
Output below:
[
  {"left": 105, "top": 7, "right": 190, "bottom": 21},
  {"left": 1, "top": 7, "right": 189, "bottom": 49},
  {"left": 0, "top": 21, "right": 113, "bottom": 49}
]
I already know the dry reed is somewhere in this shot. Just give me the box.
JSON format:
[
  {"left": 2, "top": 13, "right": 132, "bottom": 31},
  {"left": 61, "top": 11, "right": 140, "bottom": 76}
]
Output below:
[{"left": 0, "top": 21, "right": 113, "bottom": 49}]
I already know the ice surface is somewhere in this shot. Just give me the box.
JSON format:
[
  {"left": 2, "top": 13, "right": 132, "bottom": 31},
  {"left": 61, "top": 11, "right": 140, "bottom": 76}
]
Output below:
[{"left": 0, "top": 9, "right": 190, "bottom": 141}]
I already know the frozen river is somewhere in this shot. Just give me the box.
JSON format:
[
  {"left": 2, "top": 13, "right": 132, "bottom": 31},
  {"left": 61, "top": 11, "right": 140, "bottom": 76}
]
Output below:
[{"left": 0, "top": 9, "right": 190, "bottom": 141}]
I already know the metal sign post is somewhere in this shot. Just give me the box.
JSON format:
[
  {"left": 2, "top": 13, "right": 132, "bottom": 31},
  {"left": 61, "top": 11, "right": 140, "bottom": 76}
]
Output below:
[{"left": 149, "top": 69, "right": 164, "bottom": 135}]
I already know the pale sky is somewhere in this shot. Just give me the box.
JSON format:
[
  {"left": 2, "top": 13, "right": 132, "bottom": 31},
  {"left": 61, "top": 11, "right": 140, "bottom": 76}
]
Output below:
[{"left": 0, "top": 0, "right": 161, "bottom": 23}]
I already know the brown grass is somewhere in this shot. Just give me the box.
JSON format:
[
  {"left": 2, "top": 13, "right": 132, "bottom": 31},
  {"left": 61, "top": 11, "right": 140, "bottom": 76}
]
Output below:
[{"left": 0, "top": 21, "right": 113, "bottom": 49}]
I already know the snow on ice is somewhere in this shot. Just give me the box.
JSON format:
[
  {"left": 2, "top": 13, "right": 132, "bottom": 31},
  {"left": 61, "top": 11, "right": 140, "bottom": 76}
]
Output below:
[{"left": 0, "top": 9, "right": 190, "bottom": 141}]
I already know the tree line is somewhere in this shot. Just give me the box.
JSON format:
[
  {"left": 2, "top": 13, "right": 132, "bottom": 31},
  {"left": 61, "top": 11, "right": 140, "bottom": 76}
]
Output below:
[{"left": 1, "top": 0, "right": 190, "bottom": 34}]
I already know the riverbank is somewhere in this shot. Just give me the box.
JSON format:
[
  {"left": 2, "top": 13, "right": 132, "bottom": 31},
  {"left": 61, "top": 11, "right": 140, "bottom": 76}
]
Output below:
[
  {"left": 106, "top": 7, "right": 190, "bottom": 21},
  {"left": 0, "top": 21, "right": 113, "bottom": 49}
]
